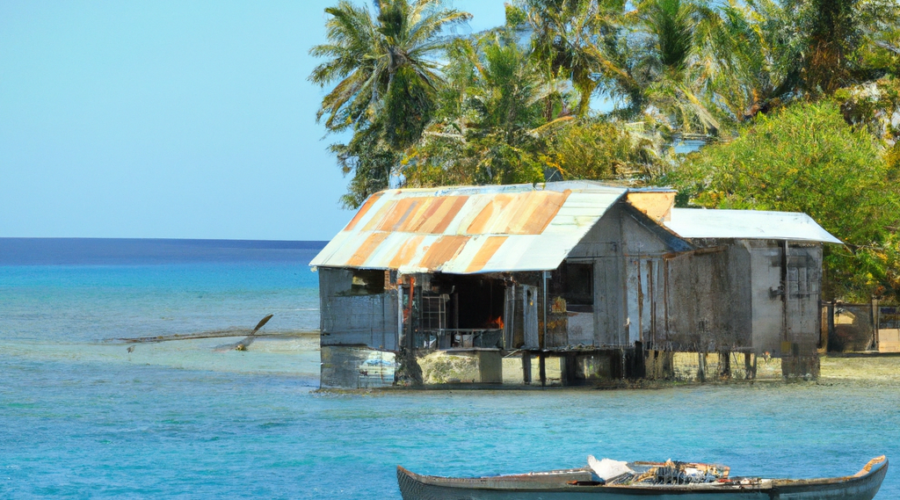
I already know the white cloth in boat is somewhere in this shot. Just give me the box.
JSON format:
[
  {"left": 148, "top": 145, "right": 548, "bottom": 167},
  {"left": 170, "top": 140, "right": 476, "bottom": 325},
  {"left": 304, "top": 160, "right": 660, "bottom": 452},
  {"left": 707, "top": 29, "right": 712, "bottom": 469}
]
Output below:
[{"left": 587, "top": 456, "right": 633, "bottom": 481}]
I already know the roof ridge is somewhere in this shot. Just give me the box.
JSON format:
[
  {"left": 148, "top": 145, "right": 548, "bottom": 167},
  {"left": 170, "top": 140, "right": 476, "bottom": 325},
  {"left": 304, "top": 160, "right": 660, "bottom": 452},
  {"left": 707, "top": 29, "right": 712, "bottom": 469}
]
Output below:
[{"left": 671, "top": 207, "right": 809, "bottom": 216}]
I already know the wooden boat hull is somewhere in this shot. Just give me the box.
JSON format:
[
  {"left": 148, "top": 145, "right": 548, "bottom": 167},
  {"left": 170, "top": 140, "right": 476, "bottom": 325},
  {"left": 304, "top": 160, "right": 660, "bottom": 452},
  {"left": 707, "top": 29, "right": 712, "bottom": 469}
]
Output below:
[{"left": 398, "top": 456, "right": 888, "bottom": 500}]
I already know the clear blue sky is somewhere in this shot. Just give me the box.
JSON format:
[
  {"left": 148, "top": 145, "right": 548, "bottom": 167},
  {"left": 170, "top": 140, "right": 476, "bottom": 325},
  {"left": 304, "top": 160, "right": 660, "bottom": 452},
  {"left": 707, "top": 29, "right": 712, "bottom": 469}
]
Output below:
[{"left": 0, "top": 0, "right": 506, "bottom": 241}]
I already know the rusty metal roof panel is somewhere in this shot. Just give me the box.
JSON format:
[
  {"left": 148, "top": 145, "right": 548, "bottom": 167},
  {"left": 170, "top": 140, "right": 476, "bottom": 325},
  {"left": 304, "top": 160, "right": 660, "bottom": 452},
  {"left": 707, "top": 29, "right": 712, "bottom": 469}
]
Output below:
[
  {"left": 310, "top": 184, "right": 844, "bottom": 272},
  {"left": 310, "top": 182, "right": 629, "bottom": 273},
  {"left": 436, "top": 235, "right": 502, "bottom": 274},
  {"left": 365, "top": 233, "right": 431, "bottom": 270},
  {"left": 665, "top": 208, "right": 842, "bottom": 244}
]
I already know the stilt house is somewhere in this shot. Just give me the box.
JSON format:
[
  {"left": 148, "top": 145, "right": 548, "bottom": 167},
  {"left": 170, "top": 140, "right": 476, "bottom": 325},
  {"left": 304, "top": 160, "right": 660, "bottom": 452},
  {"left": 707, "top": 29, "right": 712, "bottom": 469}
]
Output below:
[{"left": 310, "top": 181, "right": 841, "bottom": 388}]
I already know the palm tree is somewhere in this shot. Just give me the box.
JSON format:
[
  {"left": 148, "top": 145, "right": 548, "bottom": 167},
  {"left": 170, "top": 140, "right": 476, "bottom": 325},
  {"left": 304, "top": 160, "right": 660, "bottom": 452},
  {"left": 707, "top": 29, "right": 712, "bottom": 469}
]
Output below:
[
  {"left": 310, "top": 0, "right": 470, "bottom": 146},
  {"left": 798, "top": 0, "right": 863, "bottom": 95},
  {"left": 516, "top": 0, "right": 630, "bottom": 118},
  {"left": 712, "top": 0, "right": 900, "bottom": 120},
  {"left": 309, "top": 0, "right": 470, "bottom": 206},
  {"left": 401, "top": 32, "right": 555, "bottom": 187},
  {"left": 693, "top": 0, "right": 799, "bottom": 122},
  {"left": 629, "top": 0, "right": 726, "bottom": 133}
]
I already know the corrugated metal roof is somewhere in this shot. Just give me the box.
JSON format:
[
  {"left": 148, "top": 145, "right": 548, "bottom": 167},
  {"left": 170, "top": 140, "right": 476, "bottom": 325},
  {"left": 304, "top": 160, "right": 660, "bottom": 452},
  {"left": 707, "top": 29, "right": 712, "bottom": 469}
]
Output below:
[
  {"left": 664, "top": 208, "right": 843, "bottom": 244},
  {"left": 311, "top": 181, "right": 628, "bottom": 274}
]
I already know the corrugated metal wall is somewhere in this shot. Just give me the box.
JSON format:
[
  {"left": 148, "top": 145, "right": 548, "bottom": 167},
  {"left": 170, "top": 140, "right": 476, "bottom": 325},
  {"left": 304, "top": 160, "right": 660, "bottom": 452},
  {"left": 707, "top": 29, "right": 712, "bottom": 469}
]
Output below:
[{"left": 318, "top": 267, "right": 399, "bottom": 351}]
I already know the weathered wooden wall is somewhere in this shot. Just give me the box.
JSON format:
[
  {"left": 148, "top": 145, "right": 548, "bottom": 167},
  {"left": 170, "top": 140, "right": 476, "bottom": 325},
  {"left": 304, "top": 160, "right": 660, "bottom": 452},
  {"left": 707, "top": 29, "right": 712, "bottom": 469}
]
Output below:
[
  {"left": 534, "top": 204, "right": 823, "bottom": 357},
  {"left": 568, "top": 206, "right": 624, "bottom": 347},
  {"left": 664, "top": 244, "right": 752, "bottom": 350},
  {"left": 746, "top": 241, "right": 822, "bottom": 355},
  {"left": 567, "top": 202, "right": 695, "bottom": 349}
]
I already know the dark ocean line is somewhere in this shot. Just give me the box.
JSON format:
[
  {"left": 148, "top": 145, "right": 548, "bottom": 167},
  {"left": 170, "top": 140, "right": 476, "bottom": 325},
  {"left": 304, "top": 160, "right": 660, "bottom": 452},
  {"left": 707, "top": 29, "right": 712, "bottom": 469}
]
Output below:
[{"left": 0, "top": 237, "right": 328, "bottom": 265}]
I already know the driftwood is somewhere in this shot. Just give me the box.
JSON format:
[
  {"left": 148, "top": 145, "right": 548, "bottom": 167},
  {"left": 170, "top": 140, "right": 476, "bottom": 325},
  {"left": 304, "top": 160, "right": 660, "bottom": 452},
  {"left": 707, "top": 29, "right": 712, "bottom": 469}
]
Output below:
[
  {"left": 107, "top": 330, "right": 317, "bottom": 344},
  {"left": 105, "top": 314, "right": 318, "bottom": 345}
]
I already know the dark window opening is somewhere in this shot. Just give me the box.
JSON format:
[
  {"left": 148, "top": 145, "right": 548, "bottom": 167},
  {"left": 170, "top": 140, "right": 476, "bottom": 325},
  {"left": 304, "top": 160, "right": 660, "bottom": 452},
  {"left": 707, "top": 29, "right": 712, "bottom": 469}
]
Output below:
[
  {"left": 564, "top": 262, "right": 593, "bottom": 306},
  {"left": 452, "top": 277, "right": 505, "bottom": 329},
  {"left": 413, "top": 274, "right": 506, "bottom": 349},
  {"left": 351, "top": 269, "right": 386, "bottom": 295}
]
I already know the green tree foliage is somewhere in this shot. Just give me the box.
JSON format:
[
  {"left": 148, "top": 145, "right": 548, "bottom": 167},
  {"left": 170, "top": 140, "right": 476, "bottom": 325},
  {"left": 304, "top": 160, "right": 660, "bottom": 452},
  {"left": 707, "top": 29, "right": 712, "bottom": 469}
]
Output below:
[
  {"left": 512, "top": 0, "right": 626, "bottom": 117},
  {"left": 402, "top": 33, "right": 552, "bottom": 187},
  {"left": 696, "top": 1, "right": 790, "bottom": 121},
  {"left": 310, "top": 0, "right": 900, "bottom": 212},
  {"left": 631, "top": 0, "right": 726, "bottom": 132},
  {"left": 796, "top": 0, "right": 863, "bottom": 94},
  {"left": 715, "top": 0, "right": 900, "bottom": 112},
  {"left": 835, "top": 76, "right": 900, "bottom": 144},
  {"left": 615, "top": 0, "right": 899, "bottom": 131},
  {"left": 669, "top": 101, "right": 900, "bottom": 301},
  {"left": 542, "top": 121, "right": 664, "bottom": 180},
  {"left": 649, "top": 0, "right": 693, "bottom": 69},
  {"left": 857, "top": 0, "right": 900, "bottom": 76},
  {"left": 309, "top": 0, "right": 470, "bottom": 207}
]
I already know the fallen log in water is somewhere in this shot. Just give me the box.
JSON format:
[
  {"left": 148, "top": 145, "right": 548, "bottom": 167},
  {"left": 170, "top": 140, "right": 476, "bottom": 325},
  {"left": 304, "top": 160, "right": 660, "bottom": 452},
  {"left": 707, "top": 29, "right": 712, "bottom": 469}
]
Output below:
[
  {"left": 106, "top": 330, "right": 318, "bottom": 344},
  {"left": 103, "top": 314, "right": 318, "bottom": 344}
]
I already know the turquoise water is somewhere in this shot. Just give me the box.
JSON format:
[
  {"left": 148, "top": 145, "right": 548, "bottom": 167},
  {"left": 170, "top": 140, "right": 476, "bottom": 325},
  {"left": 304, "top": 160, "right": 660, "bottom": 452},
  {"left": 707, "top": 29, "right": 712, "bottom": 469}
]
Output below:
[
  {"left": 1, "top": 262, "right": 320, "bottom": 342},
  {"left": 1, "top": 239, "right": 898, "bottom": 498}
]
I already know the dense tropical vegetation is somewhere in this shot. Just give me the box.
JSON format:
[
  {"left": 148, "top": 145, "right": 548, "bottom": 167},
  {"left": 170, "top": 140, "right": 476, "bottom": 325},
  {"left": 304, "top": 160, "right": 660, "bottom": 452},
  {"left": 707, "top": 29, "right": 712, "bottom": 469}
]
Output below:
[
  {"left": 668, "top": 101, "right": 900, "bottom": 301},
  {"left": 310, "top": 0, "right": 900, "bottom": 301}
]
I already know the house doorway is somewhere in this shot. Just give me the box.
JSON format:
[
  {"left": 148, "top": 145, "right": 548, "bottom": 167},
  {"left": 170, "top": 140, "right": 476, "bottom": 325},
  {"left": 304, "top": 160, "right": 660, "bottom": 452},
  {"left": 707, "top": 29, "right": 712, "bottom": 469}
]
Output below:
[{"left": 425, "top": 274, "right": 507, "bottom": 348}]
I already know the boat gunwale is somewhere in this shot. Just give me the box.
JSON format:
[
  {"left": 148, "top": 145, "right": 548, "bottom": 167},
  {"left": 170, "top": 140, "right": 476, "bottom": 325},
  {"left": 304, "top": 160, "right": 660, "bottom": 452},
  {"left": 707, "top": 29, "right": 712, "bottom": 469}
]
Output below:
[
  {"left": 397, "top": 456, "right": 888, "bottom": 494},
  {"left": 767, "top": 456, "right": 887, "bottom": 491}
]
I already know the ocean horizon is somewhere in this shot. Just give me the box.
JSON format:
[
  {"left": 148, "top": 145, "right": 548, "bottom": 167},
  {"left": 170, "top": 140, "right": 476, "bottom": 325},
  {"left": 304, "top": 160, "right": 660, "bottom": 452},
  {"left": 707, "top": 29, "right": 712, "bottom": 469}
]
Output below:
[
  {"left": 0, "top": 237, "right": 329, "bottom": 266},
  {"left": 2, "top": 238, "right": 899, "bottom": 498}
]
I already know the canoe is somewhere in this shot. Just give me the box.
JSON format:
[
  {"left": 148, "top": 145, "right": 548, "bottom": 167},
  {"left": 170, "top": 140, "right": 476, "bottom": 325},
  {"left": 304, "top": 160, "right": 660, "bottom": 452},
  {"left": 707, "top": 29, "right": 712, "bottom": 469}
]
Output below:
[{"left": 397, "top": 455, "right": 888, "bottom": 500}]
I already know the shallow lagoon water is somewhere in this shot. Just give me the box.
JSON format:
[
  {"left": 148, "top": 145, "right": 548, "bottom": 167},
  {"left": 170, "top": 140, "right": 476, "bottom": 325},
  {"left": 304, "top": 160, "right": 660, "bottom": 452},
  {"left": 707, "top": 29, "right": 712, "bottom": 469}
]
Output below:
[{"left": 1, "top": 240, "right": 898, "bottom": 499}]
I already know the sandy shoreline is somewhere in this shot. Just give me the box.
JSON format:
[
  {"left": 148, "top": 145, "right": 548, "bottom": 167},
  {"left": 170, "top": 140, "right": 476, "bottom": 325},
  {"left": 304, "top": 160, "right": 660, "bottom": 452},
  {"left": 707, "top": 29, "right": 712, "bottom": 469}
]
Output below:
[{"left": 820, "top": 355, "right": 900, "bottom": 384}]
